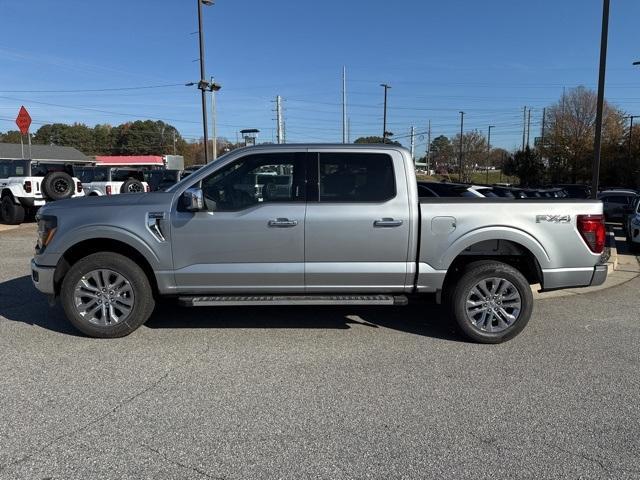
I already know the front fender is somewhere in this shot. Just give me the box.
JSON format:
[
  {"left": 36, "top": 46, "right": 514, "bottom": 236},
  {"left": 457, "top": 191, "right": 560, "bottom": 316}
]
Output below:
[
  {"left": 40, "top": 225, "right": 162, "bottom": 270},
  {"left": 439, "top": 226, "right": 551, "bottom": 270}
]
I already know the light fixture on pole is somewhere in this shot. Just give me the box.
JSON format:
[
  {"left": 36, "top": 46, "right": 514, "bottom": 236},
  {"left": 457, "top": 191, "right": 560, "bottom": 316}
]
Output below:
[{"left": 195, "top": 0, "right": 214, "bottom": 163}]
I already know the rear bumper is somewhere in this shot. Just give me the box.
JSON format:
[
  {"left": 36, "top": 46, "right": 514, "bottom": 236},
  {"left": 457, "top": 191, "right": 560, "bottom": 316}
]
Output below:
[
  {"left": 31, "top": 259, "right": 56, "bottom": 295},
  {"left": 541, "top": 264, "right": 607, "bottom": 291}
]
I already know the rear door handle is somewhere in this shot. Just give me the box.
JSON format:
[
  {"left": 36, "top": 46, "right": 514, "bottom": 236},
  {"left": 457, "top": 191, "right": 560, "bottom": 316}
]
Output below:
[
  {"left": 268, "top": 218, "right": 298, "bottom": 228},
  {"left": 374, "top": 218, "right": 403, "bottom": 228}
]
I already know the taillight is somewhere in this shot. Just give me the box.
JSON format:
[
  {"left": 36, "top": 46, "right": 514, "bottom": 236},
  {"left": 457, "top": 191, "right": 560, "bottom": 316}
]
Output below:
[
  {"left": 577, "top": 214, "right": 605, "bottom": 254},
  {"left": 76, "top": 181, "right": 82, "bottom": 193},
  {"left": 106, "top": 185, "right": 112, "bottom": 195},
  {"left": 24, "top": 181, "right": 32, "bottom": 193},
  {"left": 145, "top": 184, "right": 150, "bottom": 192}
]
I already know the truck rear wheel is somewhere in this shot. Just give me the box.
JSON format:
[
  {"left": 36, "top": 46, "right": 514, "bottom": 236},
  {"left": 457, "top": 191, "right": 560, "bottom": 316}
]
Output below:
[
  {"left": 60, "top": 252, "right": 155, "bottom": 338},
  {"left": 1, "top": 195, "right": 25, "bottom": 225},
  {"left": 448, "top": 260, "right": 533, "bottom": 343}
]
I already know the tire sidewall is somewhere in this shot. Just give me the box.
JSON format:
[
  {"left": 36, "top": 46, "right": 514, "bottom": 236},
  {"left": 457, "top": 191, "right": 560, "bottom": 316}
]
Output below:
[
  {"left": 450, "top": 261, "right": 533, "bottom": 344},
  {"left": 120, "top": 179, "right": 144, "bottom": 194},
  {"left": 60, "top": 252, "right": 155, "bottom": 338},
  {"left": 42, "top": 172, "right": 74, "bottom": 200},
  {"left": 1, "top": 196, "right": 25, "bottom": 225}
]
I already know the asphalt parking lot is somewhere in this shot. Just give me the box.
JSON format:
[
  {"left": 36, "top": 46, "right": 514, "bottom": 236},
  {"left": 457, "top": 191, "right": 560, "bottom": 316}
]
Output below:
[{"left": 0, "top": 224, "right": 639, "bottom": 480}]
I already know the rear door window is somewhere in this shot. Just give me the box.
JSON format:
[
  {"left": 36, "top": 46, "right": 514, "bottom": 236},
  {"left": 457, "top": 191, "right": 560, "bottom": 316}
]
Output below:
[{"left": 317, "top": 152, "right": 395, "bottom": 202}]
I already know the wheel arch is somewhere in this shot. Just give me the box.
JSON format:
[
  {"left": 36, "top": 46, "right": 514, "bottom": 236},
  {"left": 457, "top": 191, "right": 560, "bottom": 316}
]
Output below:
[
  {"left": 439, "top": 231, "right": 547, "bottom": 298},
  {"left": 53, "top": 237, "right": 159, "bottom": 297}
]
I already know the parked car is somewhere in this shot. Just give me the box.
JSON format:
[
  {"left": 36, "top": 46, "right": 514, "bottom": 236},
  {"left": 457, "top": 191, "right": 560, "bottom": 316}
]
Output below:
[
  {"left": 75, "top": 166, "right": 149, "bottom": 196},
  {"left": 417, "top": 181, "right": 487, "bottom": 198},
  {"left": 144, "top": 169, "right": 182, "bottom": 192},
  {"left": 623, "top": 194, "right": 640, "bottom": 252},
  {"left": 597, "top": 189, "right": 637, "bottom": 222},
  {"left": 180, "top": 164, "right": 205, "bottom": 179},
  {"left": 555, "top": 184, "right": 591, "bottom": 199},
  {"left": 31, "top": 144, "right": 607, "bottom": 343},
  {"left": 0, "top": 159, "right": 84, "bottom": 225}
]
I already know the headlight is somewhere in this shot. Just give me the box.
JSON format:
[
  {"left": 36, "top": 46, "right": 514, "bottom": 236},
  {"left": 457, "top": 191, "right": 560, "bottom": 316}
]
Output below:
[{"left": 36, "top": 215, "right": 57, "bottom": 253}]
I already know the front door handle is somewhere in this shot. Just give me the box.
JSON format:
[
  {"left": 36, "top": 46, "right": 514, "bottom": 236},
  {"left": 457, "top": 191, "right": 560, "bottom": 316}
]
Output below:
[
  {"left": 268, "top": 218, "right": 298, "bottom": 228},
  {"left": 374, "top": 218, "right": 403, "bottom": 228}
]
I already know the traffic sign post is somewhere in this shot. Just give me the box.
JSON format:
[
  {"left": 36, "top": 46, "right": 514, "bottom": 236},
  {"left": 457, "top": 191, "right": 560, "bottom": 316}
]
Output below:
[{"left": 15, "top": 106, "right": 32, "bottom": 159}]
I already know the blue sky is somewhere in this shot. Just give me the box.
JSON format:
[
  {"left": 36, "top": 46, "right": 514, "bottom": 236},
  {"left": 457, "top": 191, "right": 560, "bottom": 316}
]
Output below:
[{"left": 0, "top": 0, "right": 639, "bottom": 151}]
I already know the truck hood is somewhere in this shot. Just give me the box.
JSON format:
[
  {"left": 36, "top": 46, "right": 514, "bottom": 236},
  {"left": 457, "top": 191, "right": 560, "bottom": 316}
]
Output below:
[{"left": 40, "top": 192, "right": 173, "bottom": 214}]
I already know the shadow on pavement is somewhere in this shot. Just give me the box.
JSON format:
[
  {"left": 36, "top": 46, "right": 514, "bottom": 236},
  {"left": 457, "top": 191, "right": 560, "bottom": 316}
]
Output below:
[
  {"left": 0, "top": 275, "right": 461, "bottom": 342},
  {"left": 0, "top": 275, "right": 81, "bottom": 336}
]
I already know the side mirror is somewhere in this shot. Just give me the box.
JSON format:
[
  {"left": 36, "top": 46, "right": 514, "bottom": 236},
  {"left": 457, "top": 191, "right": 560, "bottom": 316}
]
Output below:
[{"left": 182, "top": 187, "right": 205, "bottom": 212}]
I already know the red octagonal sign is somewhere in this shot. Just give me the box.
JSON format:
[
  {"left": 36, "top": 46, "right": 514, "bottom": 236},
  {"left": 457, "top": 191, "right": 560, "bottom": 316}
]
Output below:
[{"left": 15, "top": 106, "right": 32, "bottom": 135}]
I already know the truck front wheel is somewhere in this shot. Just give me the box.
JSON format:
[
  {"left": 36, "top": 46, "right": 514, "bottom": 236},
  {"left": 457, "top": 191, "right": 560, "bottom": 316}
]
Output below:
[
  {"left": 448, "top": 260, "right": 533, "bottom": 343},
  {"left": 60, "top": 252, "right": 155, "bottom": 338}
]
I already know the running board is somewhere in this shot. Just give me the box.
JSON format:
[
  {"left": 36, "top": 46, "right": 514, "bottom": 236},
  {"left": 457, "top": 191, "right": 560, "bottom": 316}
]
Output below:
[{"left": 178, "top": 294, "right": 408, "bottom": 307}]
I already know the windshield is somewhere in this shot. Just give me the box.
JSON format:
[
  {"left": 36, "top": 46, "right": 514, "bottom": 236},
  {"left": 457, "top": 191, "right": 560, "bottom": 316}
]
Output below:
[{"left": 166, "top": 151, "right": 233, "bottom": 193}]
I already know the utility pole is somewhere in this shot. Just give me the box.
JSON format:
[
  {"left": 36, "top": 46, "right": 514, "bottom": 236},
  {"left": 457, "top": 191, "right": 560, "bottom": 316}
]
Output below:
[
  {"left": 592, "top": 0, "right": 610, "bottom": 198},
  {"left": 541, "top": 107, "right": 546, "bottom": 145},
  {"left": 486, "top": 125, "right": 494, "bottom": 184},
  {"left": 459, "top": 111, "right": 465, "bottom": 182},
  {"left": 409, "top": 126, "right": 415, "bottom": 162},
  {"left": 347, "top": 117, "right": 351, "bottom": 143},
  {"left": 196, "top": 0, "right": 211, "bottom": 163},
  {"left": 426, "top": 120, "right": 431, "bottom": 173},
  {"left": 381, "top": 83, "right": 391, "bottom": 143},
  {"left": 522, "top": 106, "right": 527, "bottom": 151},
  {"left": 342, "top": 66, "right": 347, "bottom": 143},
  {"left": 209, "top": 76, "right": 221, "bottom": 160},
  {"left": 629, "top": 115, "right": 636, "bottom": 164},
  {"left": 526, "top": 108, "right": 532, "bottom": 148},
  {"left": 276, "top": 95, "right": 284, "bottom": 144},
  {"left": 172, "top": 131, "right": 177, "bottom": 155}
]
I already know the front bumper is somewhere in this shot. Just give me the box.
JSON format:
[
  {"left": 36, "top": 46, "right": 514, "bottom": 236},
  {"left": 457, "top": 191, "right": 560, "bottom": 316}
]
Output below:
[{"left": 31, "top": 259, "right": 56, "bottom": 295}]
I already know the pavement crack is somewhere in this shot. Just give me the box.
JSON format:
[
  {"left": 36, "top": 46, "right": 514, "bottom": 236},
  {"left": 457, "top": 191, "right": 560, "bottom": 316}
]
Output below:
[
  {"left": 544, "top": 442, "right": 609, "bottom": 472},
  {"left": 141, "top": 444, "right": 224, "bottom": 480},
  {"left": 0, "top": 341, "right": 211, "bottom": 475}
]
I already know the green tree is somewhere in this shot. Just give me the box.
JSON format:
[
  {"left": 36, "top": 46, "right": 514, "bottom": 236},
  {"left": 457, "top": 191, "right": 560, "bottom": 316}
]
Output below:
[
  {"left": 503, "top": 147, "right": 546, "bottom": 187},
  {"left": 354, "top": 136, "right": 401, "bottom": 146},
  {"left": 0, "top": 130, "right": 24, "bottom": 143}
]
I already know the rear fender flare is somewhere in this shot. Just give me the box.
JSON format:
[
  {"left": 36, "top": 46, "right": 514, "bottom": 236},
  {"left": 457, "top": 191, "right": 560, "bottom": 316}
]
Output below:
[{"left": 439, "top": 226, "right": 551, "bottom": 270}]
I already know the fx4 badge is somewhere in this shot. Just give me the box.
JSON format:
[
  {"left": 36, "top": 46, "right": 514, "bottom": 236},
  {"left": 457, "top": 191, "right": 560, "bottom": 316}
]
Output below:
[{"left": 536, "top": 214, "right": 571, "bottom": 224}]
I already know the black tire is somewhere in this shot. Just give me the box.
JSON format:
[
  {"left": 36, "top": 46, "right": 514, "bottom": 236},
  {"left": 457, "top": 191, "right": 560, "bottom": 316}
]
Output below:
[
  {"left": 447, "top": 260, "right": 533, "bottom": 344},
  {"left": 60, "top": 252, "right": 155, "bottom": 338},
  {"left": 120, "top": 179, "right": 144, "bottom": 194},
  {"left": 41, "top": 171, "right": 75, "bottom": 201},
  {"left": 1, "top": 195, "right": 25, "bottom": 225}
]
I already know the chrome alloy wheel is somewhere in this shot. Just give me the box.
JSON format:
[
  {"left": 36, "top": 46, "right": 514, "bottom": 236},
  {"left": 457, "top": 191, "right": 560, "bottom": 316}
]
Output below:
[
  {"left": 465, "top": 277, "right": 522, "bottom": 333},
  {"left": 73, "top": 269, "right": 135, "bottom": 326}
]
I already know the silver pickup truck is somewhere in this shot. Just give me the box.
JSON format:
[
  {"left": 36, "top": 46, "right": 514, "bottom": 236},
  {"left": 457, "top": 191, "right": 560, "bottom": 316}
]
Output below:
[{"left": 31, "top": 144, "right": 607, "bottom": 343}]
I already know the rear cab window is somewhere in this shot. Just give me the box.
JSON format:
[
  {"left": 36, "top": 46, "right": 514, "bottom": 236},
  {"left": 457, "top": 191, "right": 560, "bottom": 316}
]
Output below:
[{"left": 312, "top": 152, "right": 396, "bottom": 202}]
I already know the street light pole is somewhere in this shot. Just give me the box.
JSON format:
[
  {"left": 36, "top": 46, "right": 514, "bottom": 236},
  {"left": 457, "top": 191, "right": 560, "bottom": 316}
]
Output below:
[
  {"left": 381, "top": 83, "right": 391, "bottom": 143},
  {"left": 196, "top": 0, "right": 212, "bottom": 164},
  {"left": 591, "top": 0, "right": 610, "bottom": 198},
  {"left": 629, "top": 115, "right": 636, "bottom": 165},
  {"left": 486, "top": 125, "right": 494, "bottom": 184},
  {"left": 459, "top": 111, "right": 465, "bottom": 182}
]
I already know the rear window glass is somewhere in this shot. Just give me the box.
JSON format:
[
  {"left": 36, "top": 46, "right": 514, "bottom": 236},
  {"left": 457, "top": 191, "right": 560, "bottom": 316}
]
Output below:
[
  {"left": 112, "top": 169, "right": 144, "bottom": 182},
  {"left": 318, "top": 153, "right": 395, "bottom": 202}
]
